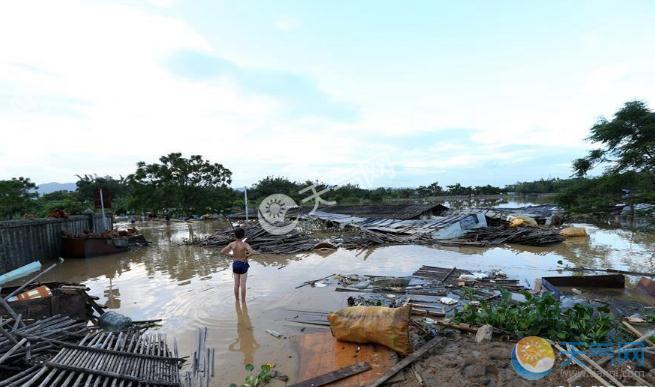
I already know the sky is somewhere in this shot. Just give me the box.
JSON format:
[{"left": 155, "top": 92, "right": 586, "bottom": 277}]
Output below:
[{"left": 1, "top": 0, "right": 654, "bottom": 189}]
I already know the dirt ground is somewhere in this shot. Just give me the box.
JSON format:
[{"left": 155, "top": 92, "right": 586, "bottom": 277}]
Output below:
[{"left": 398, "top": 333, "right": 655, "bottom": 387}]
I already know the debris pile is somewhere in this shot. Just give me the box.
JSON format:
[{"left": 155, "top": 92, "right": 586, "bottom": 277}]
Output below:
[
  {"left": 61, "top": 227, "right": 149, "bottom": 246},
  {"left": 6, "top": 328, "right": 183, "bottom": 386},
  {"left": 287, "top": 266, "right": 526, "bottom": 327},
  {"left": 0, "top": 315, "right": 89, "bottom": 378},
  {"left": 199, "top": 223, "right": 319, "bottom": 254},
  {"left": 339, "top": 228, "right": 433, "bottom": 249},
  {"left": 443, "top": 225, "right": 565, "bottom": 246},
  {"left": 0, "top": 260, "right": 211, "bottom": 387},
  {"left": 2, "top": 282, "right": 107, "bottom": 323}
]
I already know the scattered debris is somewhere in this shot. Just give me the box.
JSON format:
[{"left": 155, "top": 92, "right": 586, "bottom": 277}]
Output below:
[
  {"left": 98, "top": 311, "right": 133, "bottom": 331},
  {"left": 443, "top": 225, "right": 565, "bottom": 246},
  {"left": 266, "top": 329, "right": 283, "bottom": 339},
  {"left": 560, "top": 226, "right": 588, "bottom": 237},
  {"left": 288, "top": 362, "right": 371, "bottom": 387},
  {"left": 439, "top": 297, "right": 457, "bottom": 305},
  {"left": 1, "top": 281, "right": 106, "bottom": 322},
  {"left": 637, "top": 276, "right": 655, "bottom": 297},
  {"left": 475, "top": 324, "right": 493, "bottom": 343},
  {"left": 0, "top": 261, "right": 42, "bottom": 286},
  {"left": 60, "top": 228, "right": 148, "bottom": 259},
  {"left": 541, "top": 274, "right": 625, "bottom": 299},
  {"left": 368, "top": 335, "right": 443, "bottom": 387}
]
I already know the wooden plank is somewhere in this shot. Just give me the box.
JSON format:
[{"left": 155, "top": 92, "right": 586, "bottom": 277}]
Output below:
[
  {"left": 368, "top": 336, "right": 442, "bottom": 387},
  {"left": 292, "top": 331, "right": 397, "bottom": 387},
  {"left": 622, "top": 320, "right": 655, "bottom": 346},
  {"left": 289, "top": 362, "right": 371, "bottom": 387}
]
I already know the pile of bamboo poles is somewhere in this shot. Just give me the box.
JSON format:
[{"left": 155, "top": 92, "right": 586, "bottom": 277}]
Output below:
[
  {"left": 5, "top": 329, "right": 184, "bottom": 386},
  {"left": 199, "top": 223, "right": 319, "bottom": 254},
  {"left": 0, "top": 314, "right": 91, "bottom": 385}
]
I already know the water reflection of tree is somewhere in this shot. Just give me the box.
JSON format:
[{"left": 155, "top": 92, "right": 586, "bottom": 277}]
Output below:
[
  {"left": 551, "top": 228, "right": 655, "bottom": 274},
  {"left": 133, "top": 245, "right": 305, "bottom": 282}
]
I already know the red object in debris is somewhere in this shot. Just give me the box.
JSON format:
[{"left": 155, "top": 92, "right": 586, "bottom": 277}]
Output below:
[
  {"left": 16, "top": 285, "right": 52, "bottom": 301},
  {"left": 637, "top": 277, "right": 655, "bottom": 297},
  {"left": 49, "top": 209, "right": 68, "bottom": 219}
]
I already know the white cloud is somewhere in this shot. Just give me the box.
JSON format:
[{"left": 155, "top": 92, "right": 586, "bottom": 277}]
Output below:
[{"left": 1, "top": 1, "right": 653, "bottom": 188}]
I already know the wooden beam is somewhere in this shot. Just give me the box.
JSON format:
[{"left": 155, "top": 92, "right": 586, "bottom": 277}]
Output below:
[
  {"left": 622, "top": 320, "right": 655, "bottom": 346},
  {"left": 288, "top": 362, "right": 371, "bottom": 387},
  {"left": 368, "top": 336, "right": 442, "bottom": 387},
  {"left": 553, "top": 342, "right": 610, "bottom": 386}
]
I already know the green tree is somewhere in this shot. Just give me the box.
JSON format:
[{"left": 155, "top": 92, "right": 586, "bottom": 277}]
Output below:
[
  {"left": 473, "top": 184, "right": 504, "bottom": 195},
  {"left": 127, "top": 153, "right": 233, "bottom": 215},
  {"left": 446, "top": 183, "right": 472, "bottom": 195},
  {"left": 249, "top": 176, "right": 303, "bottom": 202},
  {"left": 574, "top": 100, "right": 655, "bottom": 177},
  {"left": 34, "top": 190, "right": 87, "bottom": 217},
  {"left": 417, "top": 182, "right": 443, "bottom": 197},
  {"left": 75, "top": 174, "right": 131, "bottom": 213},
  {"left": 0, "top": 177, "right": 37, "bottom": 219}
]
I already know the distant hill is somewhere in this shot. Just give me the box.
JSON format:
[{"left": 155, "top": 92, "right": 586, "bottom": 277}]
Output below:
[{"left": 37, "top": 182, "right": 76, "bottom": 195}]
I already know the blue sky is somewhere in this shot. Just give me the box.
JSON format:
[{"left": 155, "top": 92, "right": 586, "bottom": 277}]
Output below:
[{"left": 1, "top": 0, "right": 654, "bottom": 188}]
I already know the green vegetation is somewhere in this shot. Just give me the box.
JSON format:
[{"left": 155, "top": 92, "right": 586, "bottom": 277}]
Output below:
[
  {"left": 555, "top": 100, "right": 655, "bottom": 212},
  {"left": 507, "top": 100, "right": 655, "bottom": 212},
  {"left": 230, "top": 363, "right": 275, "bottom": 387},
  {"left": 506, "top": 178, "right": 580, "bottom": 194},
  {"left": 455, "top": 289, "right": 615, "bottom": 343},
  {"left": 0, "top": 177, "right": 37, "bottom": 219},
  {"left": 126, "top": 153, "right": 236, "bottom": 215},
  {"left": 573, "top": 100, "right": 655, "bottom": 178},
  {"left": 0, "top": 153, "right": 241, "bottom": 220}
]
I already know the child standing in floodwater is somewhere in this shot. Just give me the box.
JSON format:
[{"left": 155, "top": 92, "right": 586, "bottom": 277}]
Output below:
[{"left": 221, "top": 228, "right": 256, "bottom": 302}]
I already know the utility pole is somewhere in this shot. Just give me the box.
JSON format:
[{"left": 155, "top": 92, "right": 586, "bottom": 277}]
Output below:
[
  {"left": 99, "top": 188, "right": 108, "bottom": 230},
  {"left": 244, "top": 187, "right": 248, "bottom": 221}
]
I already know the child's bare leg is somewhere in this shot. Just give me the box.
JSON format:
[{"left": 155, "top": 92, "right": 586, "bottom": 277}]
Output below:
[
  {"left": 240, "top": 273, "right": 247, "bottom": 302},
  {"left": 233, "top": 273, "right": 241, "bottom": 300}
]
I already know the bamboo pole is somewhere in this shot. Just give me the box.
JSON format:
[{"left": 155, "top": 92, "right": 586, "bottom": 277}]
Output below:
[{"left": 553, "top": 342, "right": 610, "bottom": 386}]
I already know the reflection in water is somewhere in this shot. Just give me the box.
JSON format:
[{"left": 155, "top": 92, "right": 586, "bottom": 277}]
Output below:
[
  {"left": 104, "top": 278, "right": 121, "bottom": 309},
  {"left": 229, "top": 302, "right": 259, "bottom": 365}
]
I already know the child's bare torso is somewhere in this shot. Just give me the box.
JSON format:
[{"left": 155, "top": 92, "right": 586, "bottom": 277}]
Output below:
[{"left": 229, "top": 240, "right": 253, "bottom": 261}]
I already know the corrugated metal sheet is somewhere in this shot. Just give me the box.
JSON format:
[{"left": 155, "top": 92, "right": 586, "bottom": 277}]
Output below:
[{"left": 307, "top": 210, "right": 486, "bottom": 236}]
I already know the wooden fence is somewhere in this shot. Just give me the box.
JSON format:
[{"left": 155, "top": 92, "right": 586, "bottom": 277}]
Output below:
[{"left": 0, "top": 214, "right": 112, "bottom": 274}]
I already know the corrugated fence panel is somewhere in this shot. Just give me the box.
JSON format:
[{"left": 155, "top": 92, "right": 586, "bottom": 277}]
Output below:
[{"left": 0, "top": 214, "right": 113, "bottom": 274}]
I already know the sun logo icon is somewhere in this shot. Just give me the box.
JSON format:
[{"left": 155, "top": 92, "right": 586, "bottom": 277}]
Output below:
[
  {"left": 263, "top": 197, "right": 288, "bottom": 220},
  {"left": 258, "top": 194, "right": 299, "bottom": 235},
  {"left": 511, "top": 336, "right": 555, "bottom": 380}
]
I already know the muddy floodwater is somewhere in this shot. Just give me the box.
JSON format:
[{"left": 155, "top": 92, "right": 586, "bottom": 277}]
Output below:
[{"left": 24, "top": 217, "right": 655, "bottom": 386}]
